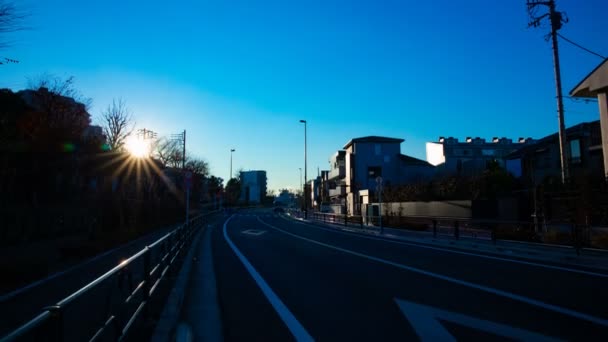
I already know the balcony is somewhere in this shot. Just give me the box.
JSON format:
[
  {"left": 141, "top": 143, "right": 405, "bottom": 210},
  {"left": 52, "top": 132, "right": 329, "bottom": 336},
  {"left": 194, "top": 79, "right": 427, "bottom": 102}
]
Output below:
[
  {"left": 329, "top": 186, "right": 346, "bottom": 197},
  {"left": 328, "top": 166, "right": 345, "bottom": 180}
]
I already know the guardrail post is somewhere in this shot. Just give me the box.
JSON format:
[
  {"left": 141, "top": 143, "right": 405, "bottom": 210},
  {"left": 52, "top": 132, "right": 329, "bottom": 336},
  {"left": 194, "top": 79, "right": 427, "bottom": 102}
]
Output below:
[
  {"left": 143, "top": 247, "right": 151, "bottom": 316},
  {"left": 433, "top": 220, "right": 437, "bottom": 238},
  {"left": 44, "top": 305, "right": 63, "bottom": 342},
  {"left": 454, "top": 220, "right": 460, "bottom": 240}
]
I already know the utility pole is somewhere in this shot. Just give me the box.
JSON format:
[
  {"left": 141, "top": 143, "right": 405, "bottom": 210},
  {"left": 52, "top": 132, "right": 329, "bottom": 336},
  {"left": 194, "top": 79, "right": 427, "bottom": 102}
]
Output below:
[
  {"left": 527, "top": 0, "right": 569, "bottom": 183},
  {"left": 137, "top": 128, "right": 157, "bottom": 140},
  {"left": 170, "top": 130, "right": 187, "bottom": 170},
  {"left": 171, "top": 129, "right": 188, "bottom": 223}
]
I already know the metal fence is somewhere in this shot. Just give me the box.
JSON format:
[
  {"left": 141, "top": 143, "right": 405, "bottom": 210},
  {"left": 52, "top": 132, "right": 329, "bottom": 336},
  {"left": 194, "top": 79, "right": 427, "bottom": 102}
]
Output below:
[
  {"left": 1, "top": 213, "right": 210, "bottom": 342},
  {"left": 301, "top": 211, "right": 608, "bottom": 251}
]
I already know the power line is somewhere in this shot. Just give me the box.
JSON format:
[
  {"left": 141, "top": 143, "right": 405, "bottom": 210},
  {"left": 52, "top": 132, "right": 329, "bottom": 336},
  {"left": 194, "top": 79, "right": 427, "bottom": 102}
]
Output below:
[{"left": 557, "top": 33, "right": 606, "bottom": 59}]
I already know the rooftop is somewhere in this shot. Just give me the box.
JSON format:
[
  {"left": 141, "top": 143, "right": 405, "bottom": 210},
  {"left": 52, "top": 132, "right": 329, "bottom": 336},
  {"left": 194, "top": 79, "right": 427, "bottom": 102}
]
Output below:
[
  {"left": 570, "top": 58, "right": 608, "bottom": 98},
  {"left": 505, "top": 120, "right": 600, "bottom": 159},
  {"left": 343, "top": 136, "right": 404, "bottom": 149},
  {"left": 398, "top": 154, "right": 434, "bottom": 167}
]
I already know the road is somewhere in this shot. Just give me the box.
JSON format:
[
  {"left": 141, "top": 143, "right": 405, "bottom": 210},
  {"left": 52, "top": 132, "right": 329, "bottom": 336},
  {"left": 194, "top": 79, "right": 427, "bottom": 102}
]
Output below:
[{"left": 209, "top": 208, "right": 608, "bottom": 341}]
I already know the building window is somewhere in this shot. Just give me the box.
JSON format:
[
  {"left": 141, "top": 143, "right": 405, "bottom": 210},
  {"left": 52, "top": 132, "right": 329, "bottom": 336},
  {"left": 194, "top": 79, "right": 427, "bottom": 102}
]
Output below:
[
  {"left": 384, "top": 155, "right": 390, "bottom": 163},
  {"left": 570, "top": 139, "right": 581, "bottom": 164},
  {"left": 368, "top": 166, "right": 382, "bottom": 178},
  {"left": 482, "top": 149, "right": 495, "bottom": 156},
  {"left": 375, "top": 144, "right": 381, "bottom": 155}
]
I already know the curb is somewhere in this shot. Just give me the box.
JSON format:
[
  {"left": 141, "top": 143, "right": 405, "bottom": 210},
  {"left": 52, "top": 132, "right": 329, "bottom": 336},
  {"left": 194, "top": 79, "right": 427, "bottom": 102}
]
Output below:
[
  {"left": 151, "top": 226, "right": 205, "bottom": 342},
  {"left": 180, "top": 224, "right": 223, "bottom": 342}
]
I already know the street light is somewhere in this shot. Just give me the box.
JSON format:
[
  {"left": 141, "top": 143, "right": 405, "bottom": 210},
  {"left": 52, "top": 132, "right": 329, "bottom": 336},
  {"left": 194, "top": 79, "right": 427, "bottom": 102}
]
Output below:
[
  {"left": 299, "top": 168, "right": 302, "bottom": 191},
  {"left": 230, "top": 148, "right": 236, "bottom": 180},
  {"left": 299, "top": 120, "right": 307, "bottom": 219}
]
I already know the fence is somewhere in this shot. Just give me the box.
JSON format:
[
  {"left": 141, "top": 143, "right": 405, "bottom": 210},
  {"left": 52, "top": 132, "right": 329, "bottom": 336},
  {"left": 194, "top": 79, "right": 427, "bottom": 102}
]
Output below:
[
  {"left": 1, "top": 213, "right": 210, "bottom": 342},
  {"left": 302, "top": 210, "right": 608, "bottom": 251}
]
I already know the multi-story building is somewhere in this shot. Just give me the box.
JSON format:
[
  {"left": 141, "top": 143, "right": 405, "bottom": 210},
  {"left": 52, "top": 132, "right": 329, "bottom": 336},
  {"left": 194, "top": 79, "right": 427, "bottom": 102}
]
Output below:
[
  {"left": 505, "top": 120, "right": 604, "bottom": 183},
  {"left": 239, "top": 170, "right": 267, "bottom": 204},
  {"left": 426, "top": 136, "right": 533, "bottom": 176},
  {"left": 327, "top": 136, "right": 435, "bottom": 215}
]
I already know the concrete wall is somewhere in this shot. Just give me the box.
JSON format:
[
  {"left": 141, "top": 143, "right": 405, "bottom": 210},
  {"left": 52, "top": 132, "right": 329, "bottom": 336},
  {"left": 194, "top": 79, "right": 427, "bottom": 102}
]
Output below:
[{"left": 369, "top": 200, "right": 472, "bottom": 218}]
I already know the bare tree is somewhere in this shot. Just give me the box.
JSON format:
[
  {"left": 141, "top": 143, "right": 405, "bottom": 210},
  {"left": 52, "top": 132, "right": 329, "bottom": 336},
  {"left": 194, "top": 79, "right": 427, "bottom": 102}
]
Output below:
[
  {"left": 101, "top": 99, "right": 133, "bottom": 151},
  {"left": 153, "top": 137, "right": 181, "bottom": 167},
  {"left": 28, "top": 74, "right": 92, "bottom": 109},
  {"left": 185, "top": 157, "right": 209, "bottom": 176},
  {"left": 23, "top": 75, "right": 92, "bottom": 143},
  {"left": 0, "top": 0, "right": 27, "bottom": 50}
]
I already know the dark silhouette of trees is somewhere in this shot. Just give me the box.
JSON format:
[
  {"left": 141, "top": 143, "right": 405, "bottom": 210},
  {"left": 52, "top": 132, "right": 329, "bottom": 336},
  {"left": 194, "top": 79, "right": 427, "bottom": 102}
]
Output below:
[
  {"left": 101, "top": 98, "right": 133, "bottom": 151},
  {"left": 22, "top": 75, "right": 92, "bottom": 148},
  {"left": 225, "top": 178, "right": 241, "bottom": 206},
  {"left": 185, "top": 157, "right": 209, "bottom": 177}
]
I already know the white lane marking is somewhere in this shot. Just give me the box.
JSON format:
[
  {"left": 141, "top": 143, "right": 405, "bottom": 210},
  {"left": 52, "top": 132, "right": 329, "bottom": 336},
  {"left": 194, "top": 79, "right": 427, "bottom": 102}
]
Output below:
[
  {"left": 395, "top": 299, "right": 560, "bottom": 342},
  {"left": 277, "top": 215, "right": 608, "bottom": 278},
  {"left": 258, "top": 217, "right": 608, "bottom": 328},
  {"left": 223, "top": 215, "right": 314, "bottom": 342}
]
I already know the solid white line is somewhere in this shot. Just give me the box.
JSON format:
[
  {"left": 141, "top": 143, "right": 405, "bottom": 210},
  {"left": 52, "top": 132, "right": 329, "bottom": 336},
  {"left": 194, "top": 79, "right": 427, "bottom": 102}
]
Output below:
[
  {"left": 277, "top": 215, "right": 608, "bottom": 278},
  {"left": 258, "top": 217, "right": 608, "bottom": 328},
  {"left": 223, "top": 215, "right": 314, "bottom": 342}
]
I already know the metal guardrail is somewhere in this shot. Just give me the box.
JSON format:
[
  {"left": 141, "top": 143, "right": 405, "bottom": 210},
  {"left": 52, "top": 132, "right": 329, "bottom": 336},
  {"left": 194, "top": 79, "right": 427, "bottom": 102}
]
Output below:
[
  {"left": 1, "top": 213, "right": 212, "bottom": 342},
  {"left": 298, "top": 210, "right": 608, "bottom": 252}
]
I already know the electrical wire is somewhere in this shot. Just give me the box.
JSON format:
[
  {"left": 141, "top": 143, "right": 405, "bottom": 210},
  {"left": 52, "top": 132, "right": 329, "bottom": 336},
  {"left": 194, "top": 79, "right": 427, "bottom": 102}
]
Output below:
[{"left": 557, "top": 33, "right": 606, "bottom": 59}]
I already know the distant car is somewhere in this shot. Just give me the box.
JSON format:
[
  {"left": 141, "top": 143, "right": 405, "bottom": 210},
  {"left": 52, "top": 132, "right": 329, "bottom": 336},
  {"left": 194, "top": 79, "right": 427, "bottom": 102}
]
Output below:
[{"left": 273, "top": 207, "right": 285, "bottom": 213}]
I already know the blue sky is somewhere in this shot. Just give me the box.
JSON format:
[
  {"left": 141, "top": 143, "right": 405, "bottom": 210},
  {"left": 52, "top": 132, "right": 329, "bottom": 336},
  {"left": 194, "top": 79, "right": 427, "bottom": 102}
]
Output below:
[{"left": 2, "top": 0, "right": 607, "bottom": 192}]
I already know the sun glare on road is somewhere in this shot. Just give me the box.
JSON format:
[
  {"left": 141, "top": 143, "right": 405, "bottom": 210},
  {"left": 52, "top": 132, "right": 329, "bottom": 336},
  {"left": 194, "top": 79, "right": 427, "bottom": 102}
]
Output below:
[{"left": 125, "top": 136, "right": 150, "bottom": 158}]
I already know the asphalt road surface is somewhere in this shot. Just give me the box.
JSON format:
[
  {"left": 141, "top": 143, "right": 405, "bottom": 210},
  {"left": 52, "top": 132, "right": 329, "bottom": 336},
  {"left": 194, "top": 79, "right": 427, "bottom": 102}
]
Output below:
[{"left": 212, "top": 208, "right": 608, "bottom": 341}]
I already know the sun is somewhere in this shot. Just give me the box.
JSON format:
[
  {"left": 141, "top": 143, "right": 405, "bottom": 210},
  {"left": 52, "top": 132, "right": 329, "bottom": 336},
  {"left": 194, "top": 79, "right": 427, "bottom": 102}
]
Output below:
[{"left": 125, "top": 136, "right": 150, "bottom": 158}]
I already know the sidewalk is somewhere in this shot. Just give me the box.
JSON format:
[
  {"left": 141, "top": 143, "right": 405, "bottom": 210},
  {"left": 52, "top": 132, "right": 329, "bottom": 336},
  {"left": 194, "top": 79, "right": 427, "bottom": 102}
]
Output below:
[{"left": 288, "top": 213, "right": 608, "bottom": 272}]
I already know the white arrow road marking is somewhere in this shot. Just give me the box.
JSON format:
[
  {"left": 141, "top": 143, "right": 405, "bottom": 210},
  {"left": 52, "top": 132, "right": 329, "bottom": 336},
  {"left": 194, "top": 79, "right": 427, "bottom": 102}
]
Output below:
[
  {"left": 242, "top": 229, "right": 267, "bottom": 236},
  {"left": 395, "top": 299, "right": 561, "bottom": 342}
]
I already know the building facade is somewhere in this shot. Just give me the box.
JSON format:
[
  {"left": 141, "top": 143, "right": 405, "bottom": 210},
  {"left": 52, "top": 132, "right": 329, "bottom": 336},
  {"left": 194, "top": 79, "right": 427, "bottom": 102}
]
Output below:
[
  {"left": 239, "top": 170, "right": 267, "bottom": 204},
  {"left": 505, "top": 120, "right": 604, "bottom": 183},
  {"left": 327, "top": 136, "right": 435, "bottom": 215},
  {"left": 426, "top": 136, "right": 533, "bottom": 176}
]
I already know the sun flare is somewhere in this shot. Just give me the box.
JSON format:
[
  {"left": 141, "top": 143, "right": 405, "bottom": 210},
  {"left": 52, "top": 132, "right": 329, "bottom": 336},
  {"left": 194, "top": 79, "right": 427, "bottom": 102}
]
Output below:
[{"left": 125, "top": 136, "right": 150, "bottom": 158}]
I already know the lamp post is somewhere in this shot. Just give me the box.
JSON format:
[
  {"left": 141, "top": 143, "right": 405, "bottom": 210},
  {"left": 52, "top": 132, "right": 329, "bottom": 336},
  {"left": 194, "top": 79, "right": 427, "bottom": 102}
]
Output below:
[
  {"left": 299, "top": 167, "right": 303, "bottom": 191},
  {"left": 230, "top": 148, "right": 236, "bottom": 180},
  {"left": 299, "top": 120, "right": 307, "bottom": 219}
]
